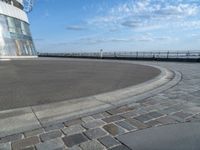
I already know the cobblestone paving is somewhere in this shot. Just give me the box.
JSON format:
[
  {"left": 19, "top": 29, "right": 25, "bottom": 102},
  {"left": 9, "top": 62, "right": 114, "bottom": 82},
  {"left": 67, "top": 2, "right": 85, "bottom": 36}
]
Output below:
[{"left": 0, "top": 62, "right": 200, "bottom": 150}]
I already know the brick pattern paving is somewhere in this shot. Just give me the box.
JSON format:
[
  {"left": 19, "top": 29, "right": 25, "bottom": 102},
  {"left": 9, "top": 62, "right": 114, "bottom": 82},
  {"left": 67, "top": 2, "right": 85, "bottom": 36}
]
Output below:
[
  {"left": 0, "top": 99, "right": 199, "bottom": 150},
  {"left": 0, "top": 62, "right": 200, "bottom": 150}
]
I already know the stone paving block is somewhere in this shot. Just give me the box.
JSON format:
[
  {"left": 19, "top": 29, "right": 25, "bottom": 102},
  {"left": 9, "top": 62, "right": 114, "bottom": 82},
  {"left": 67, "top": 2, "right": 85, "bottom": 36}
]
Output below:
[
  {"left": 102, "top": 115, "right": 123, "bottom": 123},
  {"left": 64, "top": 118, "right": 82, "bottom": 127},
  {"left": 173, "top": 111, "right": 193, "bottom": 119},
  {"left": 44, "top": 123, "right": 65, "bottom": 132},
  {"left": 0, "top": 142, "right": 11, "bottom": 150},
  {"left": 186, "top": 114, "right": 200, "bottom": 122},
  {"left": 40, "top": 130, "right": 62, "bottom": 142},
  {"left": 136, "top": 98, "right": 150, "bottom": 104},
  {"left": 80, "top": 140, "right": 105, "bottom": 150},
  {"left": 11, "top": 136, "right": 40, "bottom": 150},
  {"left": 145, "top": 120, "right": 161, "bottom": 127},
  {"left": 101, "top": 112, "right": 111, "bottom": 118},
  {"left": 156, "top": 116, "right": 178, "bottom": 125},
  {"left": 82, "top": 120, "right": 105, "bottom": 129},
  {"left": 98, "top": 135, "right": 120, "bottom": 148},
  {"left": 115, "top": 121, "right": 136, "bottom": 131},
  {"left": 159, "top": 107, "right": 180, "bottom": 115},
  {"left": 107, "top": 106, "right": 133, "bottom": 115},
  {"left": 120, "top": 110, "right": 138, "bottom": 118},
  {"left": 141, "top": 105, "right": 158, "bottom": 112},
  {"left": 92, "top": 114, "right": 104, "bottom": 119},
  {"left": 0, "top": 133, "right": 23, "bottom": 143},
  {"left": 191, "top": 90, "right": 200, "bottom": 97},
  {"left": 160, "top": 101, "right": 174, "bottom": 107},
  {"left": 134, "top": 114, "right": 153, "bottom": 123},
  {"left": 62, "top": 124, "right": 85, "bottom": 136},
  {"left": 21, "top": 146, "right": 36, "bottom": 150},
  {"left": 147, "top": 111, "right": 164, "bottom": 118},
  {"left": 108, "top": 144, "right": 130, "bottom": 150},
  {"left": 24, "top": 128, "right": 44, "bottom": 138},
  {"left": 141, "top": 99, "right": 158, "bottom": 106},
  {"left": 62, "top": 133, "right": 88, "bottom": 147},
  {"left": 182, "top": 105, "right": 200, "bottom": 114},
  {"left": 67, "top": 145, "right": 82, "bottom": 150},
  {"left": 171, "top": 111, "right": 193, "bottom": 122},
  {"left": 134, "top": 108, "right": 148, "bottom": 115},
  {"left": 103, "top": 123, "right": 126, "bottom": 136},
  {"left": 126, "top": 118, "right": 149, "bottom": 129},
  {"left": 36, "top": 138, "right": 65, "bottom": 150},
  {"left": 81, "top": 116, "right": 95, "bottom": 123},
  {"left": 84, "top": 128, "right": 107, "bottom": 139},
  {"left": 171, "top": 104, "right": 185, "bottom": 111}
]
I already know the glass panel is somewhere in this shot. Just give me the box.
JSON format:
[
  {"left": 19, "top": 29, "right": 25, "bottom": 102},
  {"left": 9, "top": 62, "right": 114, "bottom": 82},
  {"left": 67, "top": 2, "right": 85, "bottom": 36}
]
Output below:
[{"left": 0, "top": 14, "right": 36, "bottom": 56}]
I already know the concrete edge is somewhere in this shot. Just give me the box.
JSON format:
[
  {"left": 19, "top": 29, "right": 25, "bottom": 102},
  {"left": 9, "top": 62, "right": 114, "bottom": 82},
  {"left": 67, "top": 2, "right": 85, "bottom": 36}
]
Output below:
[
  {"left": 31, "top": 62, "right": 180, "bottom": 126},
  {"left": 0, "top": 56, "right": 38, "bottom": 59},
  {"left": 0, "top": 61, "right": 181, "bottom": 138}
]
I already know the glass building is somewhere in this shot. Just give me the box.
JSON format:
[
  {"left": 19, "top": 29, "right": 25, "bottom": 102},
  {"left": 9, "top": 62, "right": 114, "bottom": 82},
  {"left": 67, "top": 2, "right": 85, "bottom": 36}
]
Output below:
[{"left": 0, "top": 0, "right": 37, "bottom": 58}]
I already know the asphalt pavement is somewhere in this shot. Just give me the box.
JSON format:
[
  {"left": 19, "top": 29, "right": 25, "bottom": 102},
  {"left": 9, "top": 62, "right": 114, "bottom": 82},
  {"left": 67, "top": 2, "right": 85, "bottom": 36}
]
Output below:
[{"left": 0, "top": 58, "right": 160, "bottom": 110}]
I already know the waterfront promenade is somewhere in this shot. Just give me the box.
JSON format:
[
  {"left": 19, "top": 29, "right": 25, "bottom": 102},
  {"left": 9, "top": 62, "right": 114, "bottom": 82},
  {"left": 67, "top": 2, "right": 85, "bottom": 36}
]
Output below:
[{"left": 0, "top": 59, "right": 200, "bottom": 150}]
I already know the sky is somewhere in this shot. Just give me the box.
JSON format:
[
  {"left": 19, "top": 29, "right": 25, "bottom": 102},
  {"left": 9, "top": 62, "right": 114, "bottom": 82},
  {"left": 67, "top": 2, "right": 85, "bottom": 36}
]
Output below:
[{"left": 28, "top": 0, "right": 200, "bottom": 53}]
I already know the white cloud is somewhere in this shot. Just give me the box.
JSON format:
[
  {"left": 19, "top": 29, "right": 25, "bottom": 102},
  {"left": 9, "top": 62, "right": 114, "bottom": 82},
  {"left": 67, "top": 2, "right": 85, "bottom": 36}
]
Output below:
[
  {"left": 77, "top": 34, "right": 174, "bottom": 45},
  {"left": 87, "top": 0, "right": 200, "bottom": 31},
  {"left": 66, "top": 25, "right": 86, "bottom": 31}
]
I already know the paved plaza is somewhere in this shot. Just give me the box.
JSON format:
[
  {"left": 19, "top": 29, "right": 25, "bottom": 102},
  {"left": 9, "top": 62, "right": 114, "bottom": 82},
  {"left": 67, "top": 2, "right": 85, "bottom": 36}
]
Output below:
[{"left": 0, "top": 59, "right": 200, "bottom": 150}]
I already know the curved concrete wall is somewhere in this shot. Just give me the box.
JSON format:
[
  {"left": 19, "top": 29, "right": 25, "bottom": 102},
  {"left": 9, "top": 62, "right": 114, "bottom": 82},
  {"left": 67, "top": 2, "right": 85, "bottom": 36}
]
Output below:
[
  {"left": 0, "top": 1, "right": 28, "bottom": 23},
  {"left": 16, "top": 0, "right": 23, "bottom": 5}
]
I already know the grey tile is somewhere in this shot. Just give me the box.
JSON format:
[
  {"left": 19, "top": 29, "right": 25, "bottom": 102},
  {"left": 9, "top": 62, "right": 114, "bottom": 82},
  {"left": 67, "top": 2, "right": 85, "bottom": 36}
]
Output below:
[
  {"left": 62, "top": 133, "right": 88, "bottom": 147},
  {"left": 80, "top": 140, "right": 105, "bottom": 150},
  {"left": 40, "top": 130, "right": 62, "bottom": 142},
  {"left": 82, "top": 120, "right": 105, "bottom": 129},
  {"left": 44, "top": 123, "right": 65, "bottom": 132},
  {"left": 0, "top": 133, "right": 23, "bottom": 143},
  {"left": 120, "top": 110, "right": 138, "bottom": 118},
  {"left": 36, "top": 138, "right": 65, "bottom": 150},
  {"left": 147, "top": 111, "right": 164, "bottom": 119},
  {"left": 107, "top": 106, "right": 133, "bottom": 115},
  {"left": 24, "top": 128, "right": 44, "bottom": 138},
  {"left": 11, "top": 136, "right": 40, "bottom": 150},
  {"left": 172, "top": 111, "right": 193, "bottom": 120},
  {"left": 101, "top": 112, "right": 111, "bottom": 118},
  {"left": 84, "top": 128, "right": 107, "bottom": 139},
  {"left": 67, "top": 145, "right": 82, "bottom": 150},
  {"left": 98, "top": 135, "right": 120, "bottom": 148},
  {"left": 115, "top": 121, "right": 136, "bottom": 131},
  {"left": 81, "top": 116, "right": 95, "bottom": 123},
  {"left": 92, "top": 114, "right": 104, "bottom": 119},
  {"left": 62, "top": 125, "right": 85, "bottom": 136},
  {"left": 156, "top": 116, "right": 178, "bottom": 125},
  {"left": 103, "top": 123, "right": 126, "bottom": 136},
  {"left": 102, "top": 115, "right": 123, "bottom": 123},
  {"left": 126, "top": 118, "right": 149, "bottom": 129},
  {"left": 145, "top": 120, "right": 161, "bottom": 127},
  {"left": 160, "top": 107, "right": 180, "bottom": 115},
  {"left": 0, "top": 142, "right": 11, "bottom": 150},
  {"left": 64, "top": 119, "right": 82, "bottom": 127},
  {"left": 108, "top": 145, "right": 130, "bottom": 150},
  {"left": 134, "top": 114, "right": 153, "bottom": 123},
  {"left": 20, "top": 146, "right": 36, "bottom": 150}
]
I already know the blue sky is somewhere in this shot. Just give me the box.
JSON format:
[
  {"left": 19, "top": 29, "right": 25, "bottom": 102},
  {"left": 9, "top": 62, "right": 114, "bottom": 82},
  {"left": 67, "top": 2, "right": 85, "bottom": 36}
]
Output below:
[{"left": 28, "top": 0, "right": 200, "bottom": 53}]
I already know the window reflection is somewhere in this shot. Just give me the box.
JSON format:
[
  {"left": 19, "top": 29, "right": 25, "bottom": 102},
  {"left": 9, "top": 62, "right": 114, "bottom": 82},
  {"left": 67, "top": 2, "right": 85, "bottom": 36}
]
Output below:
[{"left": 0, "top": 14, "right": 36, "bottom": 56}]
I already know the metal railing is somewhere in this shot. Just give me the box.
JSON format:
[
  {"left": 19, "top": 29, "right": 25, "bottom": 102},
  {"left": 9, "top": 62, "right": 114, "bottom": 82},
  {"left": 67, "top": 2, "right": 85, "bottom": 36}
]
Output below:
[{"left": 39, "top": 51, "right": 200, "bottom": 62}]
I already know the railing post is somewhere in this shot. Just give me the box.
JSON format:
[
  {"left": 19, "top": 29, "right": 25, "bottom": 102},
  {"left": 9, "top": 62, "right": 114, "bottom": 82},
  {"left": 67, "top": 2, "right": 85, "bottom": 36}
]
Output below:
[
  {"left": 100, "top": 49, "right": 103, "bottom": 59},
  {"left": 167, "top": 51, "right": 169, "bottom": 59}
]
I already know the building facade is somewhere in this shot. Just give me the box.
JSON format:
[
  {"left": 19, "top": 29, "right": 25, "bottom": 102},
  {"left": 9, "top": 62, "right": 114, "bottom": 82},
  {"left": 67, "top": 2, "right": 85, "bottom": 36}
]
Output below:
[{"left": 0, "top": 0, "right": 37, "bottom": 58}]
